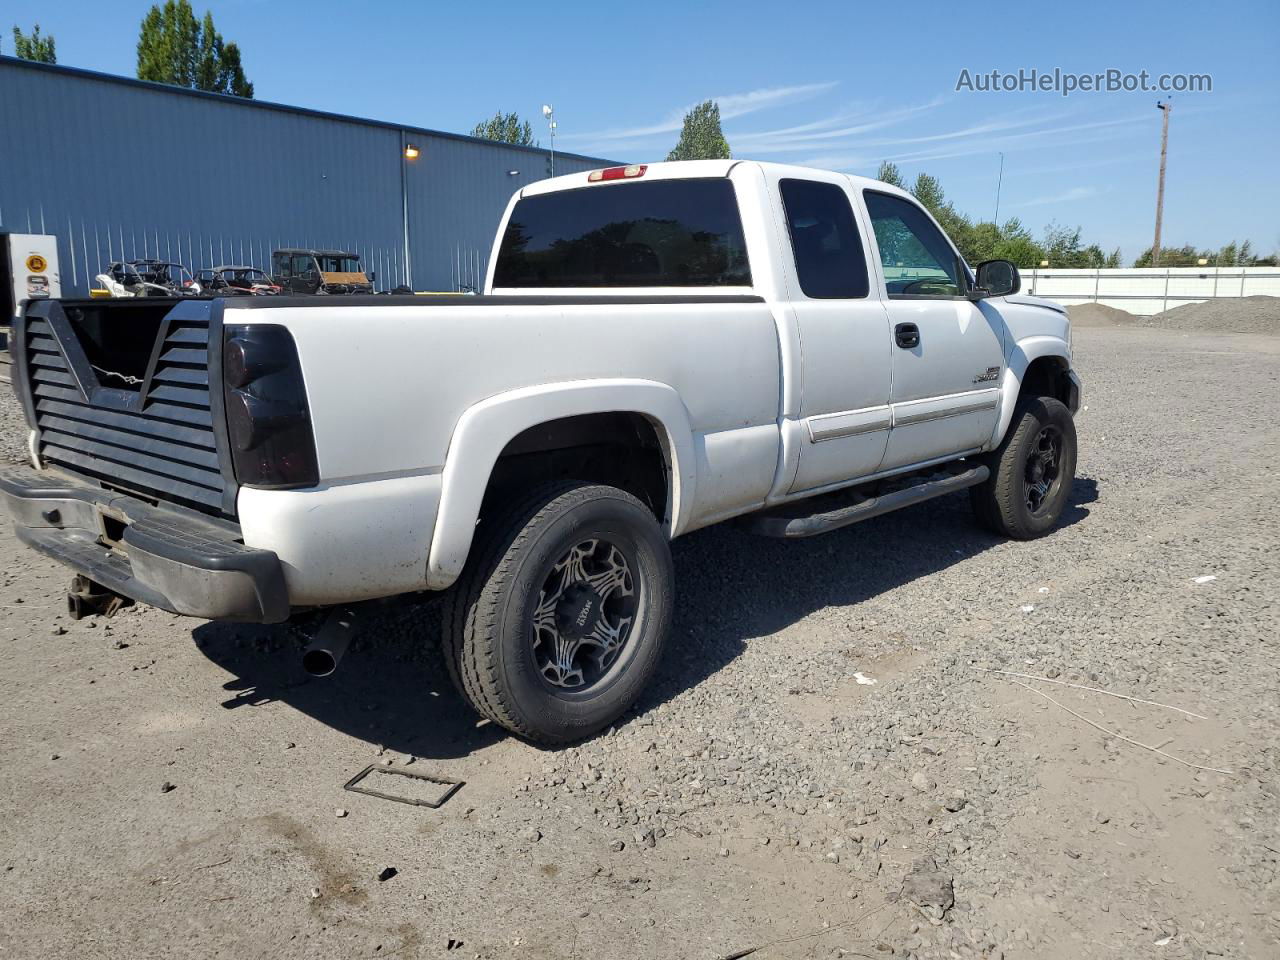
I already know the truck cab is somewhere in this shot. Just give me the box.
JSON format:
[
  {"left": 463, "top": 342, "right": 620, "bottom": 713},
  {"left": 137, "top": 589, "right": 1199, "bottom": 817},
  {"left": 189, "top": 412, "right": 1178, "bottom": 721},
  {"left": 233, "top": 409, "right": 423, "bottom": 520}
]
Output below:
[{"left": 269, "top": 248, "right": 373, "bottom": 295}]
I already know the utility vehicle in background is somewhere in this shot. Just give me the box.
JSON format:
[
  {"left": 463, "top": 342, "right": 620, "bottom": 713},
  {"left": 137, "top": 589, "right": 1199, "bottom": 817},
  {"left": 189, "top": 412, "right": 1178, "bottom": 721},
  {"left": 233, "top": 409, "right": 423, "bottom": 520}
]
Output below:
[
  {"left": 269, "top": 248, "right": 373, "bottom": 295},
  {"left": 196, "top": 265, "right": 281, "bottom": 297}
]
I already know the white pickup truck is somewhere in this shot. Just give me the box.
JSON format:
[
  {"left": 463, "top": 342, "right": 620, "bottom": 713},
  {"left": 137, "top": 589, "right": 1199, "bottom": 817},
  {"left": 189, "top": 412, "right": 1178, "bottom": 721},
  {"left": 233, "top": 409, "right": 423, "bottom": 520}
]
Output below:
[{"left": 3, "top": 160, "right": 1080, "bottom": 744}]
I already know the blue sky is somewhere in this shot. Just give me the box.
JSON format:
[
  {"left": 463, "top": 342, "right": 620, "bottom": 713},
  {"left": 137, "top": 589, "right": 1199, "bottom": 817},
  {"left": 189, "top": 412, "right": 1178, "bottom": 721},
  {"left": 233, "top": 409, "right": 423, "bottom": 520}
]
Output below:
[{"left": 14, "top": 0, "right": 1279, "bottom": 261}]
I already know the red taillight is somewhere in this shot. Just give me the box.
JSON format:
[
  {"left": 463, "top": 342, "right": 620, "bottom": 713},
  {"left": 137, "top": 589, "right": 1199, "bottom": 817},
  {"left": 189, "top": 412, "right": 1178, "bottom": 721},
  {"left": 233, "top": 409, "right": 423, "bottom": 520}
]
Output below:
[{"left": 587, "top": 164, "right": 647, "bottom": 182}]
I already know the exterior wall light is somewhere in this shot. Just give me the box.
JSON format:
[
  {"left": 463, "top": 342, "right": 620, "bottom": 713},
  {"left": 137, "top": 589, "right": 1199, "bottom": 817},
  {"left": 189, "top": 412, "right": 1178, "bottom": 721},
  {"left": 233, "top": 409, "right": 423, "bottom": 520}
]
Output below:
[{"left": 404, "top": 144, "right": 420, "bottom": 160}]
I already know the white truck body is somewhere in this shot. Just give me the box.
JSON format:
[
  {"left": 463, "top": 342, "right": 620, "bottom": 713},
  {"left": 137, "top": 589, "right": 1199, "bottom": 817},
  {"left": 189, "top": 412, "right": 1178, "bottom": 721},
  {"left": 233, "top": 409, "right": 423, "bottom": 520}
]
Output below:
[
  {"left": 3, "top": 159, "right": 1080, "bottom": 741},
  {"left": 231, "top": 161, "right": 1075, "bottom": 604}
]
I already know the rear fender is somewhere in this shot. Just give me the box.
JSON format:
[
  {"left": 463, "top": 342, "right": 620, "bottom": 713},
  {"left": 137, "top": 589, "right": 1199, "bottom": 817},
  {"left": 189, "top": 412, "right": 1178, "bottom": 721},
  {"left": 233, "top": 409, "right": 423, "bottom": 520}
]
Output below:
[{"left": 426, "top": 379, "right": 696, "bottom": 590}]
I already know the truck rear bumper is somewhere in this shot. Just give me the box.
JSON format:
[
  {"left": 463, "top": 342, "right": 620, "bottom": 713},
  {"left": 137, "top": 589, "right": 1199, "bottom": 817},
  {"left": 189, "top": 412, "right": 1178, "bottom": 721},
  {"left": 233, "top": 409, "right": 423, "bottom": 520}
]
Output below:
[{"left": 0, "top": 466, "right": 289, "bottom": 623}]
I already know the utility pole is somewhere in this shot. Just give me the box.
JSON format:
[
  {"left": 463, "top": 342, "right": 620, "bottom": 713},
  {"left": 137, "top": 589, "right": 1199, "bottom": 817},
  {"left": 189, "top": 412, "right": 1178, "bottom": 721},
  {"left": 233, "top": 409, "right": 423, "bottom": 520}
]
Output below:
[
  {"left": 993, "top": 151, "right": 1005, "bottom": 224},
  {"left": 1152, "top": 100, "right": 1172, "bottom": 266}
]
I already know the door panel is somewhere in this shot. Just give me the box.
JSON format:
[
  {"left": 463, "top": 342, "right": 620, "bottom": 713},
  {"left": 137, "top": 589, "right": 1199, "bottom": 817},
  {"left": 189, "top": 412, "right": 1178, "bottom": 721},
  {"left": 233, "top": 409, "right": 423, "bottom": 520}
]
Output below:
[
  {"left": 767, "top": 174, "right": 892, "bottom": 494},
  {"left": 861, "top": 191, "right": 1006, "bottom": 469},
  {"left": 788, "top": 301, "right": 893, "bottom": 492}
]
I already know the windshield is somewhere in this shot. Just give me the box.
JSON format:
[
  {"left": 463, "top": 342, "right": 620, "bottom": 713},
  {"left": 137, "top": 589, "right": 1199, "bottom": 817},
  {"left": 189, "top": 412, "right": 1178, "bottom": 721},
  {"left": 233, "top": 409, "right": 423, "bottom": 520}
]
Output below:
[{"left": 316, "top": 255, "right": 361, "bottom": 273}]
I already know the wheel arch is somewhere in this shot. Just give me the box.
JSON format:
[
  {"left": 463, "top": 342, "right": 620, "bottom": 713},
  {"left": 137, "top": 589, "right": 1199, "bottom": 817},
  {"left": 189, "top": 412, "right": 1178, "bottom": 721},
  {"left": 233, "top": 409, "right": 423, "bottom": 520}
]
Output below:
[
  {"left": 426, "top": 379, "right": 696, "bottom": 590},
  {"left": 989, "top": 336, "right": 1076, "bottom": 448}
]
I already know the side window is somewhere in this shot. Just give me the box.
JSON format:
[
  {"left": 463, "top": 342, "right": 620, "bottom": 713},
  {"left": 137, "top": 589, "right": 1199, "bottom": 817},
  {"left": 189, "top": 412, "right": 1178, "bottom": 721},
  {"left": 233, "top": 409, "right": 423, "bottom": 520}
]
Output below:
[
  {"left": 272, "top": 253, "right": 290, "bottom": 276},
  {"left": 293, "top": 255, "right": 315, "bottom": 276},
  {"left": 864, "top": 191, "right": 964, "bottom": 298},
  {"left": 779, "top": 179, "right": 868, "bottom": 299}
]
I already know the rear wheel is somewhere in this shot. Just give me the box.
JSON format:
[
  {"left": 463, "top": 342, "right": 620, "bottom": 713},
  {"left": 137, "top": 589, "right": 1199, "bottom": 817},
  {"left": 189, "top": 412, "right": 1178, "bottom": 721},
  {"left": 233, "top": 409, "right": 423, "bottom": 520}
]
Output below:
[
  {"left": 970, "top": 396, "right": 1077, "bottom": 539},
  {"left": 443, "top": 482, "right": 674, "bottom": 745}
]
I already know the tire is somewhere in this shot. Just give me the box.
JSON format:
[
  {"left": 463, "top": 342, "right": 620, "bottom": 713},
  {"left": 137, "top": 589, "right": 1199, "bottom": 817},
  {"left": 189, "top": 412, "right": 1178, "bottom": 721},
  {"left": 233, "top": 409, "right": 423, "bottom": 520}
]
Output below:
[
  {"left": 970, "top": 396, "right": 1077, "bottom": 539},
  {"left": 443, "top": 481, "right": 674, "bottom": 746}
]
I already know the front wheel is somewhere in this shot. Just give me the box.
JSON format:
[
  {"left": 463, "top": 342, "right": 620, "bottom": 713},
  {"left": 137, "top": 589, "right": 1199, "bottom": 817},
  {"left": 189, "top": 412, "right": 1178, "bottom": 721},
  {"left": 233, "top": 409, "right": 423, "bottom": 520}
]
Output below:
[
  {"left": 970, "top": 396, "right": 1077, "bottom": 539},
  {"left": 443, "top": 482, "right": 674, "bottom": 745}
]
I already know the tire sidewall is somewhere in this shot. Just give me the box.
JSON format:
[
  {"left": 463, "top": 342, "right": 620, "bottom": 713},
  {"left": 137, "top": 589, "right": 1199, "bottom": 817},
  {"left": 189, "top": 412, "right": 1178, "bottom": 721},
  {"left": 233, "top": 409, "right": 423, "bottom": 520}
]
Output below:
[
  {"left": 492, "top": 490, "right": 673, "bottom": 742},
  {"left": 1006, "top": 397, "right": 1077, "bottom": 536}
]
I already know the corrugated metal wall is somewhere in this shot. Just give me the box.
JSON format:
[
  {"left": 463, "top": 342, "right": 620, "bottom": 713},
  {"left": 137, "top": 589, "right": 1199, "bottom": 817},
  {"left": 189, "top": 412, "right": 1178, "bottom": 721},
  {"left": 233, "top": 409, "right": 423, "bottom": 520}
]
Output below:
[{"left": 0, "top": 57, "right": 610, "bottom": 295}]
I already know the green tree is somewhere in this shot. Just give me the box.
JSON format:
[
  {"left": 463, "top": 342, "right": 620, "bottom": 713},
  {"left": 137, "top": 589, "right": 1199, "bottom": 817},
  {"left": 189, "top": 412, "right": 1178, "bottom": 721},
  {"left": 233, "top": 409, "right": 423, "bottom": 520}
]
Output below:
[
  {"left": 471, "top": 111, "right": 537, "bottom": 147},
  {"left": 992, "top": 232, "right": 1046, "bottom": 269},
  {"left": 667, "top": 100, "right": 731, "bottom": 161},
  {"left": 1134, "top": 239, "right": 1276, "bottom": 267},
  {"left": 1041, "top": 222, "right": 1089, "bottom": 267},
  {"left": 909, "top": 172, "right": 971, "bottom": 255},
  {"left": 1078, "top": 244, "right": 1121, "bottom": 268},
  {"left": 875, "top": 161, "right": 905, "bottom": 189},
  {"left": 136, "top": 1, "right": 253, "bottom": 97},
  {"left": 11, "top": 23, "right": 56, "bottom": 63},
  {"left": 910, "top": 173, "right": 943, "bottom": 211}
]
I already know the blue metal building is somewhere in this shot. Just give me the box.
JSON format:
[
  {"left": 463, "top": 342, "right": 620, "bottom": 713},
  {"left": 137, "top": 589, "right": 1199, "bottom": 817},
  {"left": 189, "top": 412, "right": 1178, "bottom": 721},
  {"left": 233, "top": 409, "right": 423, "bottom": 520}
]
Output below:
[{"left": 0, "top": 56, "right": 614, "bottom": 296}]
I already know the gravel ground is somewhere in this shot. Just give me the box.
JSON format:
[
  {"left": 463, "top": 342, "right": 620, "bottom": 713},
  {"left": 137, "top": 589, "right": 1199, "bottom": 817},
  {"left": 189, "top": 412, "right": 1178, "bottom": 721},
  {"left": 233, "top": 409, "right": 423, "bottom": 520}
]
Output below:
[
  {"left": 0, "top": 322, "right": 1277, "bottom": 959},
  {"left": 0, "top": 368, "right": 27, "bottom": 463}
]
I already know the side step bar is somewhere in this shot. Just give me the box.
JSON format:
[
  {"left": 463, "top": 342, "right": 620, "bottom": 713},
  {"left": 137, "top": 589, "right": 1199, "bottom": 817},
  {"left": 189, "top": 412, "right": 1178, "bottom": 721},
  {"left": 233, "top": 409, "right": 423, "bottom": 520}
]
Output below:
[{"left": 741, "top": 465, "right": 989, "bottom": 539}]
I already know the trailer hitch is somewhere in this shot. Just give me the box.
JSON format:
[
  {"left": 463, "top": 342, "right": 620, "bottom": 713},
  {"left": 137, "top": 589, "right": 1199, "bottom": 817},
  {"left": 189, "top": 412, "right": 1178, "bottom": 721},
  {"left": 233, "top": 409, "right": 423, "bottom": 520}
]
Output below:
[{"left": 66, "top": 575, "right": 134, "bottom": 619}]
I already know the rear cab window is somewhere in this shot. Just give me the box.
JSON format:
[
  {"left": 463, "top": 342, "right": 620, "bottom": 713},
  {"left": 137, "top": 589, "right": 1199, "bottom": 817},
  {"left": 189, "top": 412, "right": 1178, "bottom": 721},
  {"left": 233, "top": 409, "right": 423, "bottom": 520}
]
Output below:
[{"left": 493, "top": 179, "right": 751, "bottom": 288}]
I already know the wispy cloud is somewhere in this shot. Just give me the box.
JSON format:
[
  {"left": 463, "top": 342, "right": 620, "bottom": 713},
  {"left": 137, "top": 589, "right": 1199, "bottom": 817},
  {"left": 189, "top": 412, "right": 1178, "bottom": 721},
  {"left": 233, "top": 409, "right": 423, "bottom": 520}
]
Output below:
[
  {"left": 795, "top": 113, "right": 1145, "bottom": 172},
  {"left": 1016, "top": 185, "right": 1099, "bottom": 207},
  {"left": 716, "top": 83, "right": 839, "bottom": 120},
  {"left": 563, "top": 82, "right": 838, "bottom": 142},
  {"left": 728, "top": 99, "right": 946, "bottom": 153}
]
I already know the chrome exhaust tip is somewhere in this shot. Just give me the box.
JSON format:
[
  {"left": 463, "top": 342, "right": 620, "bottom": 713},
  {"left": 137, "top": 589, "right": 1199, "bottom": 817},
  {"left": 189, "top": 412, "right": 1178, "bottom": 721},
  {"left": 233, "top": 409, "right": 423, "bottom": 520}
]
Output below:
[
  {"left": 301, "top": 607, "right": 358, "bottom": 677},
  {"left": 301, "top": 646, "right": 342, "bottom": 677}
]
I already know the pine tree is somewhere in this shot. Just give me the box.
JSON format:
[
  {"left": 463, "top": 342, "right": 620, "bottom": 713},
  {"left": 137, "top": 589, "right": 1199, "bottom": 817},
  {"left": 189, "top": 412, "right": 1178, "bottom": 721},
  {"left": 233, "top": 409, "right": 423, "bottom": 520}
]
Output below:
[
  {"left": 471, "top": 112, "right": 537, "bottom": 147},
  {"left": 11, "top": 24, "right": 56, "bottom": 63},
  {"left": 137, "top": 1, "right": 253, "bottom": 97},
  {"left": 667, "top": 101, "right": 731, "bottom": 161}
]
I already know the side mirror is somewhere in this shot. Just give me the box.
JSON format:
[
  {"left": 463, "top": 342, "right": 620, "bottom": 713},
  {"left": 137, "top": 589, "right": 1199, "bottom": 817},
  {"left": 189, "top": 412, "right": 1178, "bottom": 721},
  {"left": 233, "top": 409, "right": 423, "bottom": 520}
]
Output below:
[{"left": 972, "top": 259, "right": 1020, "bottom": 299}]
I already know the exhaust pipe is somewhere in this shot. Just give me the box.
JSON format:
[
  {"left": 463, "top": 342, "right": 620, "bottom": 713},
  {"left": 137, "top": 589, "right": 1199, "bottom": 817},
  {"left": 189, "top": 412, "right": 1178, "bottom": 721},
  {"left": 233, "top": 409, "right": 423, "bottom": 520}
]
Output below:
[{"left": 302, "top": 606, "right": 359, "bottom": 677}]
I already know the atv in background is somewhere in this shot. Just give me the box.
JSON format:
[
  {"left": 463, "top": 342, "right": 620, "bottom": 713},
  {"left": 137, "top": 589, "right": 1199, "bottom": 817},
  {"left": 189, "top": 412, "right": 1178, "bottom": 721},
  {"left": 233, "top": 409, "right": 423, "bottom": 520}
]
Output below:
[
  {"left": 96, "top": 260, "right": 202, "bottom": 298},
  {"left": 270, "top": 248, "right": 373, "bottom": 295},
  {"left": 196, "top": 265, "right": 282, "bottom": 296}
]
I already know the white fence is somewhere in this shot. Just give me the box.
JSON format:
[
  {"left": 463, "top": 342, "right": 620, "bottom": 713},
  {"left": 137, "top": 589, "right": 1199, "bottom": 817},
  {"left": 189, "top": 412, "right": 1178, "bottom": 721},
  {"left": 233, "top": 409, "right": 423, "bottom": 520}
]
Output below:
[{"left": 1020, "top": 267, "right": 1280, "bottom": 315}]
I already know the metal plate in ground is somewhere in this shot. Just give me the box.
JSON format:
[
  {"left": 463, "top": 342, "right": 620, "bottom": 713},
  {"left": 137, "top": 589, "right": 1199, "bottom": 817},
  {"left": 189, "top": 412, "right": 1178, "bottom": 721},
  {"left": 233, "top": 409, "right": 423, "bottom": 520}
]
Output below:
[{"left": 343, "top": 764, "right": 464, "bottom": 808}]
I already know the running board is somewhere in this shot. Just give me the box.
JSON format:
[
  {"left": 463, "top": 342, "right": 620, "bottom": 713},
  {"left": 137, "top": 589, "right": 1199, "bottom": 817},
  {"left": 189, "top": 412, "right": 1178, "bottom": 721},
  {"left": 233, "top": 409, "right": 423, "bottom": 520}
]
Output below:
[{"left": 741, "top": 465, "right": 989, "bottom": 539}]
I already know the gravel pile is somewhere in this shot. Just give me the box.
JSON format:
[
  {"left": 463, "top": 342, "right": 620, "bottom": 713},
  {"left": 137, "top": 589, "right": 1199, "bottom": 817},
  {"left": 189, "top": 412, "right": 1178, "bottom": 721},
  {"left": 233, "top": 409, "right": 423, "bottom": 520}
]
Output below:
[
  {"left": 1067, "top": 302, "right": 1135, "bottom": 327},
  {"left": 1149, "top": 294, "right": 1280, "bottom": 335}
]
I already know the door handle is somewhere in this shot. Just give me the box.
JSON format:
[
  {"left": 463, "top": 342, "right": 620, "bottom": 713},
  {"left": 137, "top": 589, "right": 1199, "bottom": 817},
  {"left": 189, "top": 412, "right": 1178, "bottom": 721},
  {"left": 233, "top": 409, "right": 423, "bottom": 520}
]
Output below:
[{"left": 895, "top": 322, "right": 920, "bottom": 349}]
